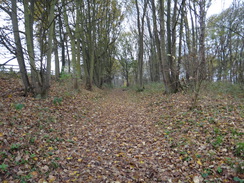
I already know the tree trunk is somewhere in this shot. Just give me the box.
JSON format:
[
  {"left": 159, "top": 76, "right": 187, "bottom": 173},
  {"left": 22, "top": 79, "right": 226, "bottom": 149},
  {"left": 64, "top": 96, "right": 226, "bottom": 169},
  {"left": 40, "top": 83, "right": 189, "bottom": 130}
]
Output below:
[
  {"left": 84, "top": 0, "right": 96, "bottom": 90},
  {"left": 151, "top": 0, "right": 161, "bottom": 82},
  {"left": 159, "top": 0, "right": 169, "bottom": 93},
  {"left": 11, "top": 0, "right": 31, "bottom": 94},
  {"left": 198, "top": 0, "right": 207, "bottom": 81},
  {"left": 75, "top": 0, "right": 82, "bottom": 81},
  {"left": 159, "top": 0, "right": 174, "bottom": 93},
  {"left": 23, "top": 0, "right": 37, "bottom": 87},
  {"left": 58, "top": 7, "right": 65, "bottom": 73},
  {"left": 54, "top": 31, "right": 60, "bottom": 80},
  {"left": 135, "top": 0, "right": 148, "bottom": 90},
  {"left": 42, "top": 0, "right": 55, "bottom": 97},
  {"left": 63, "top": 0, "right": 80, "bottom": 89},
  {"left": 178, "top": 1, "right": 186, "bottom": 86}
]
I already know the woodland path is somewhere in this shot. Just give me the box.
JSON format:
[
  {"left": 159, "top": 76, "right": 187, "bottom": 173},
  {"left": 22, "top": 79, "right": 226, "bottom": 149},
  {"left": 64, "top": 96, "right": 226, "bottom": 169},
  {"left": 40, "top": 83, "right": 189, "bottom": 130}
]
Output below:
[
  {"left": 60, "top": 88, "right": 244, "bottom": 183},
  {"left": 1, "top": 80, "right": 243, "bottom": 182},
  {"left": 57, "top": 89, "right": 177, "bottom": 182}
]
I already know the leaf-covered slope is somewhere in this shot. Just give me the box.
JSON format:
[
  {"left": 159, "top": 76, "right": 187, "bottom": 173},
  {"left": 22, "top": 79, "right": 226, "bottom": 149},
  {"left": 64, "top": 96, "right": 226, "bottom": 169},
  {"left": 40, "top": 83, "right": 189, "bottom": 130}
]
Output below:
[{"left": 0, "top": 76, "right": 243, "bottom": 182}]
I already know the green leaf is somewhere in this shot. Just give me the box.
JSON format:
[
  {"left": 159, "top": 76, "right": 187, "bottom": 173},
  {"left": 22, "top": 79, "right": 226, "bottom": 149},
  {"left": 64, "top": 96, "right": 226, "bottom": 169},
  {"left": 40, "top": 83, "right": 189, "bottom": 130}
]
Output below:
[
  {"left": 53, "top": 97, "right": 62, "bottom": 105},
  {"left": 217, "top": 166, "right": 222, "bottom": 174},
  {"left": 201, "top": 173, "right": 208, "bottom": 178},
  {"left": 234, "top": 177, "right": 244, "bottom": 183},
  {"left": 0, "top": 163, "right": 8, "bottom": 171},
  {"left": 15, "top": 103, "right": 25, "bottom": 110},
  {"left": 10, "top": 143, "right": 21, "bottom": 150}
]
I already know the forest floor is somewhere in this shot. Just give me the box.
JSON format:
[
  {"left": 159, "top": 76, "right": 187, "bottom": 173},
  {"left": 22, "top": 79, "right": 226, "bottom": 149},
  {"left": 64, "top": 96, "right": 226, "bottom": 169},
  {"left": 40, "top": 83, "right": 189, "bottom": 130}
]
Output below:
[{"left": 0, "top": 73, "right": 244, "bottom": 183}]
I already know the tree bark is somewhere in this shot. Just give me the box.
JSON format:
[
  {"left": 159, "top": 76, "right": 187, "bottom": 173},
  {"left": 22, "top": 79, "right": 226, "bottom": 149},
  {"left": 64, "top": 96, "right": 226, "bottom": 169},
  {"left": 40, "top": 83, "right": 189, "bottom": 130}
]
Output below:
[
  {"left": 151, "top": 0, "right": 161, "bottom": 82},
  {"left": 63, "top": 0, "right": 80, "bottom": 89},
  {"left": 57, "top": 7, "right": 65, "bottom": 73},
  {"left": 198, "top": 0, "right": 207, "bottom": 81},
  {"left": 135, "top": 0, "right": 148, "bottom": 90},
  {"left": 23, "top": 0, "right": 37, "bottom": 86},
  {"left": 10, "top": 0, "right": 31, "bottom": 94}
]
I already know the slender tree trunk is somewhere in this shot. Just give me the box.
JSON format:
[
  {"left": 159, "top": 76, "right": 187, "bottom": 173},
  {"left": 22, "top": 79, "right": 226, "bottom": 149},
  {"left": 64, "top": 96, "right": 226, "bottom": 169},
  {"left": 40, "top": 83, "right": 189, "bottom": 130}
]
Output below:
[
  {"left": 44, "top": 0, "right": 55, "bottom": 97},
  {"left": 11, "top": 0, "right": 31, "bottom": 94},
  {"left": 159, "top": 0, "right": 170, "bottom": 93},
  {"left": 148, "top": 22, "right": 155, "bottom": 82},
  {"left": 52, "top": 20, "right": 60, "bottom": 80},
  {"left": 184, "top": 12, "right": 191, "bottom": 81},
  {"left": 65, "top": 39, "right": 71, "bottom": 73},
  {"left": 23, "top": 0, "right": 37, "bottom": 88},
  {"left": 74, "top": 0, "right": 82, "bottom": 86},
  {"left": 178, "top": 1, "right": 185, "bottom": 85},
  {"left": 151, "top": 0, "right": 161, "bottom": 82},
  {"left": 58, "top": 7, "right": 65, "bottom": 73},
  {"left": 190, "top": 0, "right": 210, "bottom": 109},
  {"left": 75, "top": 15, "right": 81, "bottom": 80},
  {"left": 135, "top": 0, "right": 148, "bottom": 90},
  {"left": 80, "top": 1, "right": 89, "bottom": 89},
  {"left": 63, "top": 0, "right": 79, "bottom": 89},
  {"left": 160, "top": 0, "right": 175, "bottom": 93},
  {"left": 54, "top": 35, "right": 60, "bottom": 80},
  {"left": 198, "top": 0, "right": 207, "bottom": 81},
  {"left": 84, "top": 0, "right": 96, "bottom": 90}
]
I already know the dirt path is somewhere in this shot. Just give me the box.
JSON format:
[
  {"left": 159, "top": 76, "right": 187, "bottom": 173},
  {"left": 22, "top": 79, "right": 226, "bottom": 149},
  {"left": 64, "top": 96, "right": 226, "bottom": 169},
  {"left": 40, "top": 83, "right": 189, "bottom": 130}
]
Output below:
[{"left": 56, "top": 89, "right": 176, "bottom": 182}]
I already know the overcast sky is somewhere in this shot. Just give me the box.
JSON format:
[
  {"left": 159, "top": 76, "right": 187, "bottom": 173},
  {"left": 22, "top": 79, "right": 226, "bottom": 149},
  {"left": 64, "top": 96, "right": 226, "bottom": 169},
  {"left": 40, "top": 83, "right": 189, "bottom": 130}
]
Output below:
[
  {"left": 207, "top": 0, "right": 233, "bottom": 17},
  {"left": 0, "top": 0, "right": 234, "bottom": 66}
]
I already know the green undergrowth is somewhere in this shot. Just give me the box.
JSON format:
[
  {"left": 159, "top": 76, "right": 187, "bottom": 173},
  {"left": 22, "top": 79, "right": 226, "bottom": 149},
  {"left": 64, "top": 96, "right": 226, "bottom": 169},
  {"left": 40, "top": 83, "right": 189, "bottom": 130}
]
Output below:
[
  {"left": 143, "top": 82, "right": 164, "bottom": 93},
  {"left": 204, "top": 81, "right": 244, "bottom": 98}
]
